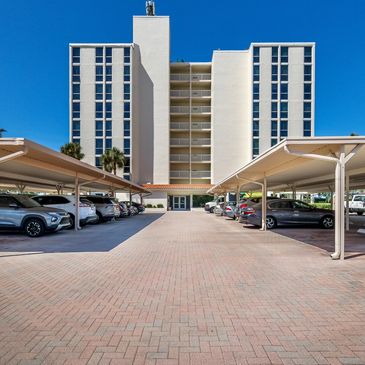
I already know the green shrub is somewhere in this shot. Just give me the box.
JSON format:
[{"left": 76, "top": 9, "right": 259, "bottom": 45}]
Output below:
[
  {"left": 311, "top": 203, "right": 332, "bottom": 210},
  {"left": 146, "top": 204, "right": 153, "bottom": 208},
  {"left": 157, "top": 204, "right": 164, "bottom": 208}
]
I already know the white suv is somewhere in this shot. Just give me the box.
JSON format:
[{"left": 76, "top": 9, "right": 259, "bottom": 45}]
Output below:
[{"left": 32, "top": 195, "right": 98, "bottom": 227}]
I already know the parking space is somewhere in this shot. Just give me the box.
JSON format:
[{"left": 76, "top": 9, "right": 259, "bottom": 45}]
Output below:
[{"left": 1, "top": 211, "right": 365, "bottom": 365}]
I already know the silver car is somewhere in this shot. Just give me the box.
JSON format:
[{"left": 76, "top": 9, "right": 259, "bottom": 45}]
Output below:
[
  {"left": 0, "top": 194, "right": 71, "bottom": 237},
  {"left": 81, "top": 196, "right": 116, "bottom": 223},
  {"left": 247, "top": 199, "right": 335, "bottom": 229}
]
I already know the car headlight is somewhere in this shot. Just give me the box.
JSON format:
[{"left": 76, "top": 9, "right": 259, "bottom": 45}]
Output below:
[{"left": 48, "top": 213, "right": 60, "bottom": 222}]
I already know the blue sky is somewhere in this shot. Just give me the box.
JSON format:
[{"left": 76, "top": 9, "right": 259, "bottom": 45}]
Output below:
[{"left": 0, "top": 0, "right": 364, "bottom": 150}]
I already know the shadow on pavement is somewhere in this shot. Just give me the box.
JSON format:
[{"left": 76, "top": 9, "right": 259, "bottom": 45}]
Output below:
[{"left": 0, "top": 213, "right": 164, "bottom": 256}]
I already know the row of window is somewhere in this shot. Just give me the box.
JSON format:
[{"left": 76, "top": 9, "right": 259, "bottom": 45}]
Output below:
[
  {"left": 254, "top": 64, "right": 311, "bottom": 83},
  {"left": 95, "top": 138, "right": 131, "bottom": 157},
  {"left": 72, "top": 64, "right": 131, "bottom": 83},
  {"left": 72, "top": 46, "right": 131, "bottom": 64},
  {"left": 253, "top": 46, "right": 312, "bottom": 64}
]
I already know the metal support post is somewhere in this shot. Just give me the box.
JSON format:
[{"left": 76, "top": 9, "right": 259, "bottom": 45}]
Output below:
[
  {"left": 74, "top": 174, "right": 80, "bottom": 231},
  {"left": 261, "top": 177, "right": 267, "bottom": 231},
  {"left": 346, "top": 175, "right": 350, "bottom": 232}
]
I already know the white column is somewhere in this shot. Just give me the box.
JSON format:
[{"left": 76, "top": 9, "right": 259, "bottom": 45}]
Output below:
[
  {"left": 261, "top": 177, "right": 267, "bottom": 231},
  {"left": 236, "top": 185, "right": 240, "bottom": 204},
  {"left": 346, "top": 175, "right": 350, "bottom": 232},
  {"left": 190, "top": 194, "right": 193, "bottom": 211},
  {"left": 74, "top": 174, "right": 80, "bottom": 231}
]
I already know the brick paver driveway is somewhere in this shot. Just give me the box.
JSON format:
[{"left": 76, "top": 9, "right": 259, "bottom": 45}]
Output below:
[{"left": 1, "top": 212, "right": 365, "bottom": 365}]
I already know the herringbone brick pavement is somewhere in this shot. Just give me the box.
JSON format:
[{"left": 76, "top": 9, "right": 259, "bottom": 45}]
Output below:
[{"left": 0, "top": 212, "right": 365, "bottom": 365}]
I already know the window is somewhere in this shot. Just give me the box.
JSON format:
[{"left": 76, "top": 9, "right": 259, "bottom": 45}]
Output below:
[
  {"left": 304, "top": 102, "right": 311, "bottom": 118},
  {"left": 280, "top": 102, "right": 288, "bottom": 118},
  {"left": 252, "top": 139, "right": 259, "bottom": 157},
  {"left": 280, "top": 83, "right": 288, "bottom": 100},
  {"left": 271, "top": 120, "right": 278, "bottom": 137},
  {"left": 124, "top": 47, "right": 131, "bottom": 63},
  {"left": 95, "top": 139, "right": 103, "bottom": 155},
  {"left": 271, "top": 138, "right": 278, "bottom": 146},
  {"left": 72, "top": 120, "right": 80, "bottom": 137},
  {"left": 105, "top": 138, "right": 112, "bottom": 151},
  {"left": 105, "top": 47, "right": 112, "bottom": 63},
  {"left": 281, "top": 46, "right": 288, "bottom": 63},
  {"left": 124, "top": 65, "right": 130, "bottom": 82},
  {"left": 96, "top": 47, "right": 103, "bottom": 63},
  {"left": 72, "top": 84, "right": 80, "bottom": 100},
  {"left": 303, "top": 120, "right": 311, "bottom": 137},
  {"left": 105, "top": 121, "right": 112, "bottom": 137},
  {"left": 72, "top": 102, "right": 80, "bottom": 118},
  {"left": 95, "top": 84, "right": 103, "bottom": 100},
  {"left": 253, "top": 47, "right": 260, "bottom": 63},
  {"left": 269, "top": 200, "right": 291, "bottom": 209},
  {"left": 72, "top": 47, "right": 80, "bottom": 63},
  {"left": 354, "top": 196, "right": 365, "bottom": 202},
  {"left": 253, "top": 120, "right": 259, "bottom": 137},
  {"left": 124, "top": 102, "right": 130, "bottom": 119},
  {"left": 124, "top": 157, "right": 130, "bottom": 174},
  {"left": 95, "top": 121, "right": 103, "bottom": 137},
  {"left": 281, "top": 65, "right": 288, "bottom": 82},
  {"left": 105, "top": 102, "right": 112, "bottom": 119},
  {"left": 272, "top": 65, "right": 278, "bottom": 81},
  {"left": 253, "top": 83, "right": 259, "bottom": 100},
  {"left": 271, "top": 84, "right": 278, "bottom": 100},
  {"left": 124, "top": 175, "right": 130, "bottom": 180},
  {"left": 292, "top": 201, "right": 311, "bottom": 210},
  {"left": 124, "top": 120, "right": 130, "bottom": 137},
  {"left": 95, "top": 157, "right": 102, "bottom": 168},
  {"left": 280, "top": 120, "right": 288, "bottom": 137},
  {"left": 124, "top": 139, "right": 130, "bottom": 155},
  {"left": 271, "top": 102, "right": 278, "bottom": 118},
  {"left": 304, "top": 46, "right": 312, "bottom": 63},
  {"left": 72, "top": 138, "right": 80, "bottom": 144},
  {"left": 253, "top": 65, "right": 260, "bottom": 82},
  {"left": 95, "top": 102, "right": 103, "bottom": 118},
  {"left": 105, "top": 84, "right": 112, "bottom": 100},
  {"left": 304, "top": 83, "right": 311, "bottom": 100},
  {"left": 96, "top": 66, "right": 103, "bottom": 82},
  {"left": 72, "top": 66, "right": 80, "bottom": 82},
  {"left": 124, "top": 83, "right": 130, "bottom": 100},
  {"left": 272, "top": 47, "right": 278, "bottom": 63},
  {"left": 253, "top": 102, "right": 259, "bottom": 119},
  {"left": 304, "top": 65, "right": 312, "bottom": 82},
  {"left": 105, "top": 66, "right": 112, "bottom": 82}
]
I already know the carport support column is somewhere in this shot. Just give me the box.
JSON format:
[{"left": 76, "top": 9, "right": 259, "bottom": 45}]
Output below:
[
  {"left": 261, "top": 177, "right": 267, "bottom": 231},
  {"left": 345, "top": 175, "right": 350, "bottom": 232},
  {"left": 236, "top": 186, "right": 240, "bottom": 204},
  {"left": 75, "top": 174, "right": 81, "bottom": 231},
  {"left": 332, "top": 149, "right": 346, "bottom": 260}
]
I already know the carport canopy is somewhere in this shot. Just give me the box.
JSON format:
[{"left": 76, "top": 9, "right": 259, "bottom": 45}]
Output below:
[
  {"left": 0, "top": 138, "right": 150, "bottom": 228},
  {"left": 208, "top": 137, "right": 365, "bottom": 260}
]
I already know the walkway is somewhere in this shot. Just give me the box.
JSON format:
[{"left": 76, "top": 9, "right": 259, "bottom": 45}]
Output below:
[{"left": 0, "top": 212, "right": 365, "bottom": 365}]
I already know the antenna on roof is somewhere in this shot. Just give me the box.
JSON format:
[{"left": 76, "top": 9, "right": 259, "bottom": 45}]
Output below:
[{"left": 146, "top": 0, "right": 155, "bottom": 16}]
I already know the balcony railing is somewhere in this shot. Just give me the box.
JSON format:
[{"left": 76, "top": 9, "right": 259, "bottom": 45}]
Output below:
[
  {"left": 191, "top": 106, "right": 211, "bottom": 113},
  {"left": 191, "top": 138, "right": 211, "bottom": 146},
  {"left": 170, "top": 171, "right": 190, "bottom": 178},
  {"left": 170, "top": 106, "right": 190, "bottom": 113},
  {"left": 170, "top": 90, "right": 211, "bottom": 98},
  {"left": 171, "top": 106, "right": 211, "bottom": 114},
  {"left": 191, "top": 74, "right": 211, "bottom": 81},
  {"left": 170, "top": 122, "right": 189, "bottom": 130},
  {"left": 170, "top": 74, "right": 190, "bottom": 81},
  {"left": 170, "top": 138, "right": 190, "bottom": 146},
  {"left": 191, "top": 122, "right": 211, "bottom": 130},
  {"left": 191, "top": 154, "right": 211, "bottom": 162},
  {"left": 191, "top": 171, "right": 211, "bottom": 178},
  {"left": 170, "top": 154, "right": 189, "bottom": 162},
  {"left": 170, "top": 74, "right": 211, "bottom": 82}
]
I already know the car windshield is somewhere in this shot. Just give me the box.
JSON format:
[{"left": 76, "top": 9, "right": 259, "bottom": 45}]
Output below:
[{"left": 14, "top": 195, "right": 41, "bottom": 208}]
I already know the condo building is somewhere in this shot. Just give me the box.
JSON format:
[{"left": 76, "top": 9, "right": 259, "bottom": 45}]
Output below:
[{"left": 69, "top": 6, "right": 315, "bottom": 210}]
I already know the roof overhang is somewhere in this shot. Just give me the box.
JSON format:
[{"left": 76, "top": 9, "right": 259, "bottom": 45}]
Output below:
[
  {"left": 0, "top": 138, "right": 150, "bottom": 194},
  {"left": 208, "top": 137, "right": 365, "bottom": 194}
]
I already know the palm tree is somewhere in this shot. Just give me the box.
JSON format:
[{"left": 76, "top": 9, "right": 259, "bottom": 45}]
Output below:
[
  {"left": 0, "top": 128, "right": 7, "bottom": 138},
  {"left": 101, "top": 147, "right": 125, "bottom": 175},
  {"left": 350, "top": 132, "right": 359, "bottom": 136},
  {"left": 60, "top": 142, "right": 85, "bottom": 160}
]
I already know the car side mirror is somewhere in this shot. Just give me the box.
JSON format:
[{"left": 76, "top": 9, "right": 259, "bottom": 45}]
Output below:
[{"left": 9, "top": 203, "right": 19, "bottom": 209}]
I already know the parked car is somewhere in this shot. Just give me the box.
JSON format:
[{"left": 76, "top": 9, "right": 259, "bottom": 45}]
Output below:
[
  {"left": 237, "top": 197, "right": 279, "bottom": 222},
  {"left": 247, "top": 199, "right": 335, "bottom": 229},
  {"left": 131, "top": 202, "right": 145, "bottom": 213},
  {"left": 345, "top": 194, "right": 365, "bottom": 216},
  {"left": 118, "top": 202, "right": 129, "bottom": 217},
  {"left": 122, "top": 201, "right": 139, "bottom": 216},
  {"left": 32, "top": 195, "right": 98, "bottom": 227},
  {"left": 0, "top": 194, "right": 71, "bottom": 237},
  {"left": 224, "top": 202, "right": 237, "bottom": 219},
  {"left": 110, "top": 199, "right": 122, "bottom": 218},
  {"left": 214, "top": 202, "right": 225, "bottom": 216},
  {"left": 205, "top": 196, "right": 224, "bottom": 213},
  {"left": 81, "top": 196, "right": 115, "bottom": 223}
]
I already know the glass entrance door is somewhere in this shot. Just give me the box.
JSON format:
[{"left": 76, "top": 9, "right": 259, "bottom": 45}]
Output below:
[{"left": 173, "top": 196, "right": 186, "bottom": 210}]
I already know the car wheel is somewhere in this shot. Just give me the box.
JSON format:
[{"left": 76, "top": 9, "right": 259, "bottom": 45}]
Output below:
[
  {"left": 68, "top": 214, "right": 75, "bottom": 229},
  {"left": 24, "top": 218, "right": 45, "bottom": 238},
  {"left": 357, "top": 212, "right": 363, "bottom": 216},
  {"left": 320, "top": 216, "right": 334, "bottom": 229},
  {"left": 266, "top": 216, "right": 277, "bottom": 229},
  {"left": 209, "top": 207, "right": 214, "bottom": 213},
  {"left": 96, "top": 211, "right": 103, "bottom": 224}
]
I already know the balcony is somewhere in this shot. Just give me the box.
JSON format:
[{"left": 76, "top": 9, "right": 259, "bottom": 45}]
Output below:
[
  {"left": 170, "top": 171, "right": 190, "bottom": 178},
  {"left": 191, "top": 154, "right": 211, "bottom": 162},
  {"left": 170, "top": 138, "right": 189, "bottom": 146},
  {"left": 170, "top": 74, "right": 211, "bottom": 82},
  {"left": 170, "top": 90, "right": 211, "bottom": 98},
  {"left": 170, "top": 106, "right": 211, "bottom": 114},
  {"left": 191, "top": 138, "right": 211, "bottom": 146},
  {"left": 170, "top": 90, "right": 190, "bottom": 97},
  {"left": 191, "top": 74, "right": 211, "bottom": 82},
  {"left": 191, "top": 171, "right": 211, "bottom": 178},
  {"left": 170, "top": 154, "right": 189, "bottom": 162},
  {"left": 191, "top": 122, "right": 211, "bottom": 130},
  {"left": 170, "top": 106, "right": 190, "bottom": 114},
  {"left": 170, "top": 122, "right": 189, "bottom": 130},
  {"left": 170, "top": 74, "right": 190, "bottom": 81},
  {"left": 191, "top": 90, "right": 211, "bottom": 97},
  {"left": 191, "top": 106, "right": 211, "bottom": 114}
]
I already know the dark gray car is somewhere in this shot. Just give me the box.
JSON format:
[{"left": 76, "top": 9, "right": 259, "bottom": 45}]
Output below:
[
  {"left": 0, "top": 194, "right": 71, "bottom": 237},
  {"left": 247, "top": 199, "right": 335, "bottom": 229}
]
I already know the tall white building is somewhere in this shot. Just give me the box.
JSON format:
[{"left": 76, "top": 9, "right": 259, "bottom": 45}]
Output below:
[{"left": 69, "top": 7, "right": 315, "bottom": 210}]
